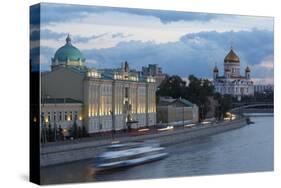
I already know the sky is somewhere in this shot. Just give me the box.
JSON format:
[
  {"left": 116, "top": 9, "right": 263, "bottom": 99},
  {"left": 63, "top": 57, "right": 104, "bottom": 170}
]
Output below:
[{"left": 30, "top": 3, "right": 274, "bottom": 84}]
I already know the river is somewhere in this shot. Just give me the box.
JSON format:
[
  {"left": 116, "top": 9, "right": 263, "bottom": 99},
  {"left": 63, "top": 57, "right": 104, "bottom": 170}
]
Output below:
[{"left": 41, "top": 114, "right": 273, "bottom": 184}]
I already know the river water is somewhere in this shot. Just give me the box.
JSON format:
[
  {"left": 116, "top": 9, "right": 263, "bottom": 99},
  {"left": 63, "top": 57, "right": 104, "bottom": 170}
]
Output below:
[{"left": 41, "top": 114, "right": 273, "bottom": 184}]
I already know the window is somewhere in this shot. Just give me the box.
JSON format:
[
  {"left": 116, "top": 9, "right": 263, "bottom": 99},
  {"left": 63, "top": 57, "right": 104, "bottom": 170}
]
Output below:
[
  {"left": 74, "top": 111, "right": 78, "bottom": 120},
  {"left": 65, "top": 112, "right": 67, "bottom": 121},
  {"left": 53, "top": 112, "right": 56, "bottom": 121},
  {"left": 59, "top": 112, "right": 62, "bottom": 121},
  {"left": 125, "top": 87, "right": 129, "bottom": 98},
  {"left": 70, "top": 112, "right": 73, "bottom": 121}
]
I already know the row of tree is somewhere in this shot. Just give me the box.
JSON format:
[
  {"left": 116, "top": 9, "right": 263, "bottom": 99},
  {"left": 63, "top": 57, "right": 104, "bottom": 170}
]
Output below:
[
  {"left": 41, "top": 120, "right": 88, "bottom": 143},
  {"left": 156, "top": 75, "right": 232, "bottom": 121}
]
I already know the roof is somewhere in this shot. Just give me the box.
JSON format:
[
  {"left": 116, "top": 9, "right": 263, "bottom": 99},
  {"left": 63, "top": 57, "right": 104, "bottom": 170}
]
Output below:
[
  {"left": 53, "top": 35, "right": 85, "bottom": 62},
  {"left": 224, "top": 48, "right": 240, "bottom": 63},
  {"left": 158, "top": 97, "right": 194, "bottom": 107},
  {"left": 99, "top": 68, "right": 148, "bottom": 83},
  {"left": 245, "top": 66, "right": 251, "bottom": 72}
]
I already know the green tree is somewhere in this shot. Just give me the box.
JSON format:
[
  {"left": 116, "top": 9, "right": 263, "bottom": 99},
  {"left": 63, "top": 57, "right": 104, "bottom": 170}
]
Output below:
[
  {"left": 156, "top": 75, "right": 186, "bottom": 99},
  {"left": 185, "top": 75, "right": 215, "bottom": 120},
  {"left": 214, "top": 92, "right": 223, "bottom": 120},
  {"left": 47, "top": 123, "right": 53, "bottom": 142},
  {"left": 82, "top": 125, "right": 88, "bottom": 137},
  {"left": 78, "top": 126, "right": 82, "bottom": 138},
  {"left": 156, "top": 75, "right": 215, "bottom": 121},
  {"left": 221, "top": 94, "right": 233, "bottom": 117},
  {"left": 72, "top": 119, "right": 78, "bottom": 139}
]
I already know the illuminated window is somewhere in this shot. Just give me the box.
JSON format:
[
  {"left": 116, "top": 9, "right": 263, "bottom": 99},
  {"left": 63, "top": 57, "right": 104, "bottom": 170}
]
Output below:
[
  {"left": 64, "top": 112, "right": 67, "bottom": 121},
  {"left": 70, "top": 112, "right": 73, "bottom": 121}
]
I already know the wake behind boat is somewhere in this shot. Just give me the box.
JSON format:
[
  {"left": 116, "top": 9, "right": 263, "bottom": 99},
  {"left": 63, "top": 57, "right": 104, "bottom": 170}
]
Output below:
[{"left": 92, "top": 140, "right": 168, "bottom": 171}]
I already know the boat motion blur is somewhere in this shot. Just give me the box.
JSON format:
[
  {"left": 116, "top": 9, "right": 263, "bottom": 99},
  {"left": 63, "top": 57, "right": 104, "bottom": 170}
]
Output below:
[{"left": 92, "top": 140, "right": 169, "bottom": 171}]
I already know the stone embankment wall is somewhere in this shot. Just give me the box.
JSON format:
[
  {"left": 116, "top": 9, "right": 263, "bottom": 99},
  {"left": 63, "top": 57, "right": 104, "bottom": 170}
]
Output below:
[{"left": 41, "top": 118, "right": 246, "bottom": 167}]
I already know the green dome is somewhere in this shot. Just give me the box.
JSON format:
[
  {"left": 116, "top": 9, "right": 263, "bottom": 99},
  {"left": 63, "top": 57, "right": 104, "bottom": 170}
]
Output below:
[{"left": 53, "top": 35, "right": 85, "bottom": 62}]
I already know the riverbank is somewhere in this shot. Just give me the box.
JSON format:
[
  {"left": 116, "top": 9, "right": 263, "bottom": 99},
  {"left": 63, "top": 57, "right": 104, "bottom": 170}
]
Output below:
[{"left": 41, "top": 118, "right": 247, "bottom": 167}]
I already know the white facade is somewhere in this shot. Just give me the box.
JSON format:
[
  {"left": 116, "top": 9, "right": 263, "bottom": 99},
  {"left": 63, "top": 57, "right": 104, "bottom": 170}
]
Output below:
[
  {"left": 213, "top": 48, "right": 254, "bottom": 99},
  {"left": 254, "top": 84, "right": 273, "bottom": 93},
  {"left": 83, "top": 64, "right": 157, "bottom": 133}
]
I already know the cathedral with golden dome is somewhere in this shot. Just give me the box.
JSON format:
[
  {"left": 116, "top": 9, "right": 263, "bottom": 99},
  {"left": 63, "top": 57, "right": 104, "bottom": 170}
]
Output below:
[{"left": 213, "top": 47, "right": 254, "bottom": 100}]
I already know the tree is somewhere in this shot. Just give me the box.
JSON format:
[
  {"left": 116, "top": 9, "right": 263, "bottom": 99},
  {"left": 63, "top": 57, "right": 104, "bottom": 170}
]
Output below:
[
  {"left": 82, "top": 125, "right": 88, "bottom": 137},
  {"left": 47, "top": 123, "right": 53, "bottom": 142},
  {"left": 221, "top": 94, "right": 233, "bottom": 117},
  {"left": 156, "top": 75, "right": 216, "bottom": 121},
  {"left": 213, "top": 93, "right": 233, "bottom": 120},
  {"left": 185, "top": 75, "right": 215, "bottom": 120},
  {"left": 71, "top": 119, "right": 78, "bottom": 139},
  {"left": 58, "top": 125, "right": 63, "bottom": 141},
  {"left": 156, "top": 75, "right": 186, "bottom": 99},
  {"left": 214, "top": 92, "right": 223, "bottom": 120},
  {"left": 78, "top": 126, "right": 82, "bottom": 138}
]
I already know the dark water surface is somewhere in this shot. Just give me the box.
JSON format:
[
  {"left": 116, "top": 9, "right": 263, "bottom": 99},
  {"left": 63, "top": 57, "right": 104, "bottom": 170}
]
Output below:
[{"left": 41, "top": 115, "right": 273, "bottom": 184}]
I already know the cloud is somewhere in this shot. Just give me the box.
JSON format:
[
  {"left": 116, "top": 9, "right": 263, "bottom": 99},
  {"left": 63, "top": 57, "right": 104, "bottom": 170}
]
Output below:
[
  {"left": 78, "top": 29, "right": 273, "bottom": 81},
  {"left": 251, "top": 55, "right": 274, "bottom": 83},
  {"left": 40, "top": 3, "right": 273, "bottom": 47},
  {"left": 36, "top": 4, "right": 274, "bottom": 83},
  {"left": 30, "top": 29, "right": 67, "bottom": 41},
  {"left": 39, "top": 3, "right": 217, "bottom": 25},
  {"left": 101, "top": 8, "right": 218, "bottom": 24},
  {"left": 38, "top": 29, "right": 273, "bottom": 83}
]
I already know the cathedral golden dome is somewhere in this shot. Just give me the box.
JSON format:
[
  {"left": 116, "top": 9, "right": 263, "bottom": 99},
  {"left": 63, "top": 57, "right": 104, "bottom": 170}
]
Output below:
[{"left": 224, "top": 48, "right": 240, "bottom": 63}]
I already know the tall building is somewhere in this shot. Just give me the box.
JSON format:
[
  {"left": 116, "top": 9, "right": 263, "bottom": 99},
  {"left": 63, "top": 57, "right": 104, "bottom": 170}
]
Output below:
[
  {"left": 213, "top": 47, "right": 254, "bottom": 100},
  {"left": 142, "top": 64, "right": 167, "bottom": 87},
  {"left": 41, "top": 35, "right": 157, "bottom": 134}
]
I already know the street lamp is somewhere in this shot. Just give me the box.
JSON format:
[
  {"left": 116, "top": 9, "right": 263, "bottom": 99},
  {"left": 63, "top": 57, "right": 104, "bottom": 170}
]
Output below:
[
  {"left": 109, "top": 110, "right": 115, "bottom": 138},
  {"left": 41, "top": 114, "right": 47, "bottom": 144},
  {"left": 182, "top": 106, "right": 185, "bottom": 127},
  {"left": 54, "top": 113, "right": 57, "bottom": 142}
]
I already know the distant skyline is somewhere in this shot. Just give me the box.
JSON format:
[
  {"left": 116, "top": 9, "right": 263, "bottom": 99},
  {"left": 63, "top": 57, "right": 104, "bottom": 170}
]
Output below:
[{"left": 31, "top": 3, "right": 274, "bottom": 84}]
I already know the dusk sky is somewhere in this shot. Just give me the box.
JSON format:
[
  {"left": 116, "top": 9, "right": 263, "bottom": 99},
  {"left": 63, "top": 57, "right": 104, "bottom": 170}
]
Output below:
[{"left": 31, "top": 3, "right": 274, "bottom": 84}]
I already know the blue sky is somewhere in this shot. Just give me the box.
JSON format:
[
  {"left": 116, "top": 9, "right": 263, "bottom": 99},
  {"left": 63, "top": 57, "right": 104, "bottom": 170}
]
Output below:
[{"left": 31, "top": 3, "right": 274, "bottom": 84}]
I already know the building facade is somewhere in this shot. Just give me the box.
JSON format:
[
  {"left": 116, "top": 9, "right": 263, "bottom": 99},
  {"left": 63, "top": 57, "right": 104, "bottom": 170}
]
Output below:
[
  {"left": 156, "top": 97, "right": 199, "bottom": 126},
  {"left": 41, "top": 35, "right": 157, "bottom": 134},
  {"left": 254, "top": 84, "right": 273, "bottom": 94},
  {"left": 213, "top": 47, "right": 254, "bottom": 100},
  {"left": 41, "top": 98, "right": 83, "bottom": 130}
]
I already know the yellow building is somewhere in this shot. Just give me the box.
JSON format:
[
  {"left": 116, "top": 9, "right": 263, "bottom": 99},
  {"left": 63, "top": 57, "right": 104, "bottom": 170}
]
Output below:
[
  {"left": 157, "top": 97, "right": 199, "bottom": 126},
  {"left": 41, "top": 35, "right": 157, "bottom": 133}
]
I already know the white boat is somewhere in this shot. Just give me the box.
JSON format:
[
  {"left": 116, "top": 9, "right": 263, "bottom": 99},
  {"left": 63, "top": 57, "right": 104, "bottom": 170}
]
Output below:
[{"left": 92, "top": 141, "right": 168, "bottom": 171}]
